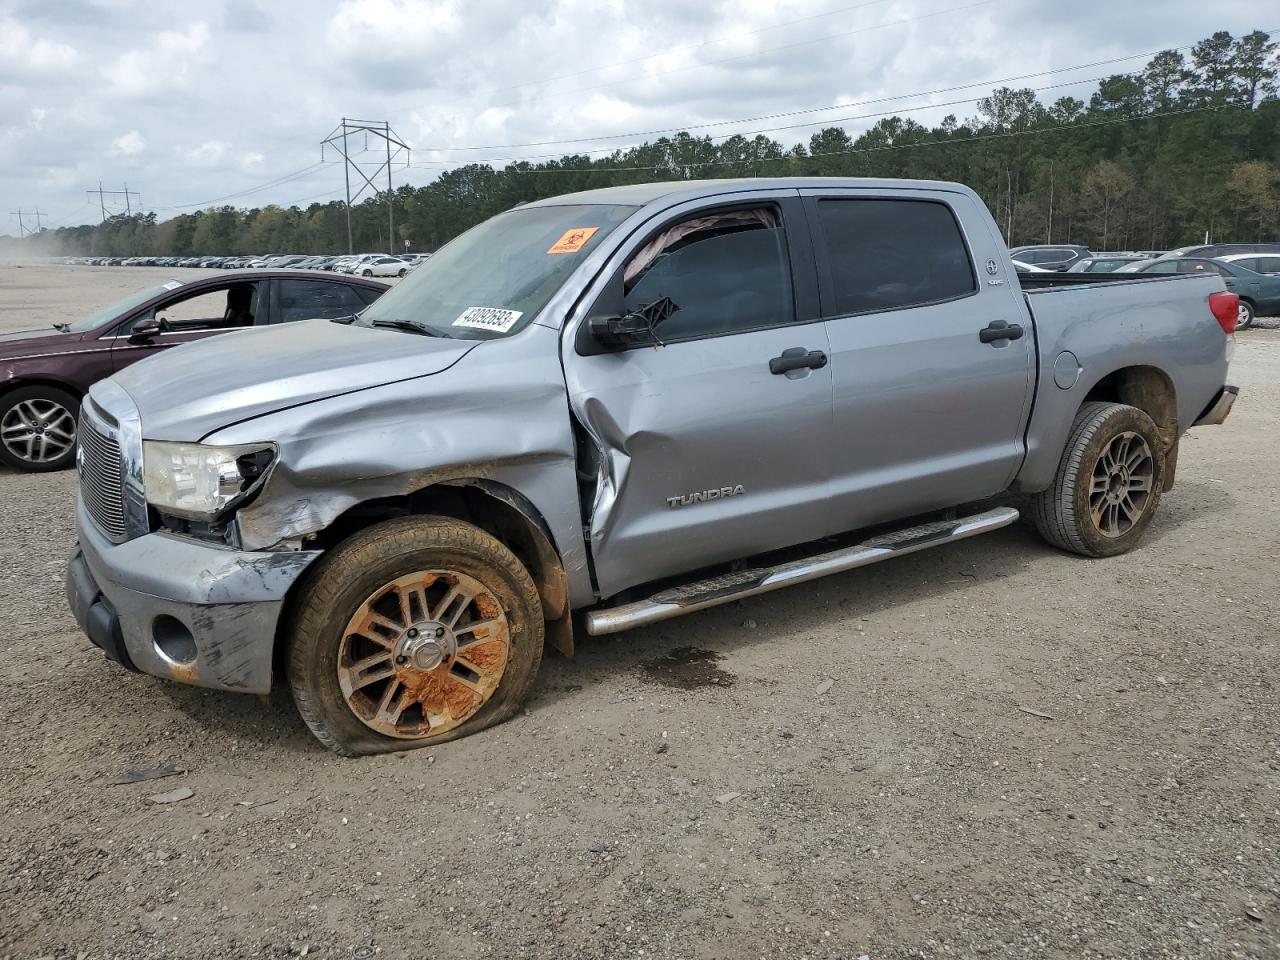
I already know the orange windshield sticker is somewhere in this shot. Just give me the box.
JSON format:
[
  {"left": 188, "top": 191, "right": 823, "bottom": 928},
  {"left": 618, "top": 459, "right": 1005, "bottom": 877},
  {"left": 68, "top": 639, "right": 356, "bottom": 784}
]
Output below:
[{"left": 547, "top": 227, "right": 599, "bottom": 254}]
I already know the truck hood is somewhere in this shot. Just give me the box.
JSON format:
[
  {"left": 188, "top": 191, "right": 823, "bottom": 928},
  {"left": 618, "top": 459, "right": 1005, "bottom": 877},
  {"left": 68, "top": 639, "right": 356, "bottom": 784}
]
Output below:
[{"left": 109, "top": 319, "right": 479, "bottom": 440}]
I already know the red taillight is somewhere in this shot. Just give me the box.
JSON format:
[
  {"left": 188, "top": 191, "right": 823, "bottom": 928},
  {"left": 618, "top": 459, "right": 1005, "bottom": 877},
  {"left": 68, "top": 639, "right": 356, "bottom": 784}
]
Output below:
[{"left": 1209, "top": 291, "right": 1239, "bottom": 335}]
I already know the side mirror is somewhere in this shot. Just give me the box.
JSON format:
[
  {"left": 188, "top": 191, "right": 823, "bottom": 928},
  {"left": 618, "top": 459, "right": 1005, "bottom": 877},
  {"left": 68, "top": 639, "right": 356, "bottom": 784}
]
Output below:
[
  {"left": 588, "top": 312, "right": 652, "bottom": 348},
  {"left": 588, "top": 296, "right": 680, "bottom": 349},
  {"left": 128, "top": 318, "right": 162, "bottom": 343}
]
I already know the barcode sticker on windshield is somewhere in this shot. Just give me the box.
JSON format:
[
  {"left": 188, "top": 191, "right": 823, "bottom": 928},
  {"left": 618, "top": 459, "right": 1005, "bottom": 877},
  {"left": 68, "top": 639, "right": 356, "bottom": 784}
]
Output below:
[
  {"left": 453, "top": 306, "right": 523, "bottom": 332},
  {"left": 547, "top": 227, "right": 599, "bottom": 254},
  {"left": 162, "top": 280, "right": 182, "bottom": 290}
]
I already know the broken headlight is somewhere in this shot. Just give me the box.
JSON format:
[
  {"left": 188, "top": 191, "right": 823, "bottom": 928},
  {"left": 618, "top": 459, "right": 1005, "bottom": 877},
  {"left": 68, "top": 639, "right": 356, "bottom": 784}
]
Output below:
[{"left": 142, "top": 441, "right": 275, "bottom": 521}]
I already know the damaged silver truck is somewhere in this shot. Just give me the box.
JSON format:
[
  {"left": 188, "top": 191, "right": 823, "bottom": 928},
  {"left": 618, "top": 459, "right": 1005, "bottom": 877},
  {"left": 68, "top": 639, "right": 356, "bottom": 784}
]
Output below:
[{"left": 66, "top": 178, "right": 1240, "bottom": 755}]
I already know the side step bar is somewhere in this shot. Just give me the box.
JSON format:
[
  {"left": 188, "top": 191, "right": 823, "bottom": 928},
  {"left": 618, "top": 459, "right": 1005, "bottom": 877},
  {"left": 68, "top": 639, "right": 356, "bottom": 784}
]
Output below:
[{"left": 584, "top": 506, "right": 1020, "bottom": 636}]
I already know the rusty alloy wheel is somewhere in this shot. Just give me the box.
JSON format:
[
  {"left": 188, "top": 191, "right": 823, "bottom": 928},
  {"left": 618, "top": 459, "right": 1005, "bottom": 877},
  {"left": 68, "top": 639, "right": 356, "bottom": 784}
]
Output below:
[
  {"left": 337, "top": 570, "right": 510, "bottom": 739},
  {"left": 1089, "top": 430, "right": 1155, "bottom": 539}
]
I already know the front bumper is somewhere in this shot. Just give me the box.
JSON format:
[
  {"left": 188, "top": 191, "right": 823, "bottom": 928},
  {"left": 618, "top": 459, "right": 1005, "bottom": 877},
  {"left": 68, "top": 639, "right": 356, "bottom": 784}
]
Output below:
[{"left": 66, "top": 497, "right": 322, "bottom": 694}]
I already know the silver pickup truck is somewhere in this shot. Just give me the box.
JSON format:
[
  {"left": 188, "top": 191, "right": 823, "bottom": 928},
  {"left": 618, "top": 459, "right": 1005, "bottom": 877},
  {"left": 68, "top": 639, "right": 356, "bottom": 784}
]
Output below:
[{"left": 66, "top": 177, "right": 1240, "bottom": 755}]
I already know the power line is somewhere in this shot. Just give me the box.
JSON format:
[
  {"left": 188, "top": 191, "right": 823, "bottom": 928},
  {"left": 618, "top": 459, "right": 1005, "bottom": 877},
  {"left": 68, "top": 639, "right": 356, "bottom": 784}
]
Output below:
[
  {"left": 417, "top": 37, "right": 1231, "bottom": 155},
  {"left": 481, "top": 103, "right": 1236, "bottom": 177},
  {"left": 161, "top": 162, "right": 329, "bottom": 209},
  {"left": 406, "top": 74, "right": 1112, "bottom": 169}
]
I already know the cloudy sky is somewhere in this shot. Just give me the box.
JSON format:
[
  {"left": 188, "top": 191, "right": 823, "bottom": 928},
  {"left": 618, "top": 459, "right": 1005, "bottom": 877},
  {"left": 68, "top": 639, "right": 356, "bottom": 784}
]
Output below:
[{"left": 0, "top": 0, "right": 1270, "bottom": 233}]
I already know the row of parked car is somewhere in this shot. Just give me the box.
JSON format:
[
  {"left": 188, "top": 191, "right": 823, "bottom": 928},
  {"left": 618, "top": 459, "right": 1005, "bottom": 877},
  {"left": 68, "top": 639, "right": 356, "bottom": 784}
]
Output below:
[
  {"left": 64, "top": 252, "right": 430, "bottom": 278},
  {"left": 1011, "top": 241, "right": 1280, "bottom": 329}
]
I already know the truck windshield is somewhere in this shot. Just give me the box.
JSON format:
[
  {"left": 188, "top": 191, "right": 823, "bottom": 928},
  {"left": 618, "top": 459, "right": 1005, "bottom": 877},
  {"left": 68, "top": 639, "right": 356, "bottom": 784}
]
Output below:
[{"left": 357, "top": 203, "right": 636, "bottom": 339}]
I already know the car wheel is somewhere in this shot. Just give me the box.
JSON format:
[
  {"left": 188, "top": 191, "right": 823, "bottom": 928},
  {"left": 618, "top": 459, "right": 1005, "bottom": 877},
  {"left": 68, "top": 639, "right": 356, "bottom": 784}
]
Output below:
[
  {"left": 1236, "top": 299, "right": 1255, "bottom": 331},
  {"left": 286, "top": 516, "right": 545, "bottom": 756},
  {"left": 362, "top": 269, "right": 373, "bottom": 277},
  {"left": 397, "top": 268, "right": 407, "bottom": 277},
  {"left": 0, "top": 385, "right": 80, "bottom": 472},
  {"left": 1031, "top": 401, "right": 1163, "bottom": 558}
]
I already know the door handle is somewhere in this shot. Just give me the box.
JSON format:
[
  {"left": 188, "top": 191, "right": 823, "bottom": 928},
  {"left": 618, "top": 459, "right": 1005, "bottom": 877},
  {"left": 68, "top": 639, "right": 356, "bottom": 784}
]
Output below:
[
  {"left": 769, "top": 348, "right": 828, "bottom": 375},
  {"left": 979, "top": 320, "right": 1025, "bottom": 344}
]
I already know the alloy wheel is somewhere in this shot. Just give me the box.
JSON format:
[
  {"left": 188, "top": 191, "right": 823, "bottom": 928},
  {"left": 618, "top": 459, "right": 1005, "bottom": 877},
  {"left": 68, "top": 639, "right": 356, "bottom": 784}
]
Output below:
[
  {"left": 0, "top": 399, "right": 77, "bottom": 464},
  {"left": 1089, "top": 431, "right": 1155, "bottom": 538},
  {"left": 337, "top": 569, "right": 510, "bottom": 739}
]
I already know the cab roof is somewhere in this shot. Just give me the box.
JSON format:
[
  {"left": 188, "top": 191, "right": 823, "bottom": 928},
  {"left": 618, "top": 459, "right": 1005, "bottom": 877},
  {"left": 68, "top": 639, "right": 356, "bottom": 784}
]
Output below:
[{"left": 523, "top": 176, "right": 973, "bottom": 209}]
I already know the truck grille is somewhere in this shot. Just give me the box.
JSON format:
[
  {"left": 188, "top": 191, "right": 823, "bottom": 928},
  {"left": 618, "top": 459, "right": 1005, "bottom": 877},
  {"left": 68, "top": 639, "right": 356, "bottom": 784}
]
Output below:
[{"left": 77, "top": 411, "right": 127, "bottom": 540}]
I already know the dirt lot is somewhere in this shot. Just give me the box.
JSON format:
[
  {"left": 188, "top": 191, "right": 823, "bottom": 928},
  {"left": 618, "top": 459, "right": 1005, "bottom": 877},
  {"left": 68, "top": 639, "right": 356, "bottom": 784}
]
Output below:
[{"left": 1, "top": 264, "right": 1277, "bottom": 959}]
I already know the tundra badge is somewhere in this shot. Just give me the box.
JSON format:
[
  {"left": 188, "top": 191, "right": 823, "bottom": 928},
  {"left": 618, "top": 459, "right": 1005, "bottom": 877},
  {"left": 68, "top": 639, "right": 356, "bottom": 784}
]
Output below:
[{"left": 667, "top": 485, "right": 745, "bottom": 508}]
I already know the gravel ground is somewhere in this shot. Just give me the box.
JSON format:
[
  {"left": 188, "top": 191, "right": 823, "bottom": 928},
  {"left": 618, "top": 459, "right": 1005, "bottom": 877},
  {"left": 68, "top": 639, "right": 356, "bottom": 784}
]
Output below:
[{"left": 1, "top": 264, "right": 1277, "bottom": 960}]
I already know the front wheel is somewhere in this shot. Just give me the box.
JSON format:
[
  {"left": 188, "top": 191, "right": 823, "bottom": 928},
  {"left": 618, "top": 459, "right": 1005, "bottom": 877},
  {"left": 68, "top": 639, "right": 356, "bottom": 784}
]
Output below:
[
  {"left": 1031, "top": 401, "right": 1164, "bottom": 558},
  {"left": 397, "top": 268, "right": 407, "bottom": 277},
  {"left": 1237, "top": 299, "right": 1255, "bottom": 331},
  {"left": 0, "top": 385, "right": 80, "bottom": 472},
  {"left": 286, "top": 516, "right": 544, "bottom": 756}
]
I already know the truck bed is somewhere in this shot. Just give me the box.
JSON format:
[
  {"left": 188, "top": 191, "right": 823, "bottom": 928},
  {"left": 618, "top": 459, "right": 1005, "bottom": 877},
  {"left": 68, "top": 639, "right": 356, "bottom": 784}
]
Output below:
[{"left": 1013, "top": 270, "right": 1227, "bottom": 492}]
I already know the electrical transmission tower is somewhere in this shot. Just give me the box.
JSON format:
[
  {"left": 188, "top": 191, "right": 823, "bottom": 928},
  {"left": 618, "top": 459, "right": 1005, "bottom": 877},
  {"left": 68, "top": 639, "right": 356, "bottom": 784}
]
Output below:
[
  {"left": 321, "top": 119, "right": 410, "bottom": 254},
  {"left": 86, "top": 182, "right": 141, "bottom": 221},
  {"left": 9, "top": 209, "right": 47, "bottom": 237}
]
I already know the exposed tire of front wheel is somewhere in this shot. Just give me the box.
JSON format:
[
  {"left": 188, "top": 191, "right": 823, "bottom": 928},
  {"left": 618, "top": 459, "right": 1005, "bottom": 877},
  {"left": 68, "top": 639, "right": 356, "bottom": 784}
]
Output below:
[
  {"left": 285, "top": 516, "right": 544, "bottom": 756},
  {"left": 1031, "top": 401, "right": 1165, "bottom": 558}
]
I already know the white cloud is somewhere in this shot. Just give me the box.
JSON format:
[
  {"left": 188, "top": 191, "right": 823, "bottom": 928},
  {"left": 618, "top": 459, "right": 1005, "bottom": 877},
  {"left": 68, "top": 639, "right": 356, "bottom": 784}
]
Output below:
[
  {"left": 325, "top": 0, "right": 463, "bottom": 59},
  {"left": 105, "top": 21, "right": 211, "bottom": 96},
  {"left": 109, "top": 130, "right": 145, "bottom": 157},
  {"left": 188, "top": 140, "right": 230, "bottom": 166},
  {"left": 0, "top": 19, "right": 78, "bottom": 77}
]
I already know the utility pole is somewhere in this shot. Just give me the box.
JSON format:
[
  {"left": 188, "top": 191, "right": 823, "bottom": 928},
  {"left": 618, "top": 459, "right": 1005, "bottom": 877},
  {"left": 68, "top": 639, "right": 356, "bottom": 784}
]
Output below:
[
  {"left": 321, "top": 118, "right": 410, "bottom": 255},
  {"left": 86, "top": 183, "right": 141, "bottom": 221},
  {"left": 1046, "top": 161, "right": 1054, "bottom": 244},
  {"left": 10, "top": 209, "right": 26, "bottom": 238}
]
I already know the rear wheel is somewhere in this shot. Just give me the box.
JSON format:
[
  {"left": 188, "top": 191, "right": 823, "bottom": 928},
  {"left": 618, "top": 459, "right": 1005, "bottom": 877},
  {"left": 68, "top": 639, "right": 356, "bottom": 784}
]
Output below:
[
  {"left": 397, "top": 268, "right": 407, "bottom": 277},
  {"left": 1237, "top": 299, "right": 1255, "bottom": 331},
  {"left": 1031, "top": 401, "right": 1164, "bottom": 558},
  {"left": 286, "top": 516, "right": 544, "bottom": 756},
  {"left": 362, "top": 269, "right": 373, "bottom": 277},
  {"left": 0, "top": 385, "right": 79, "bottom": 472}
]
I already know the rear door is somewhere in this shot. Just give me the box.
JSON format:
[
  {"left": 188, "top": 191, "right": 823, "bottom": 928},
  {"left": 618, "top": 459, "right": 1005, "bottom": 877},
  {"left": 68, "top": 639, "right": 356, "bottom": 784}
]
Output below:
[
  {"left": 565, "top": 192, "right": 834, "bottom": 597},
  {"left": 800, "top": 187, "right": 1035, "bottom": 535},
  {"left": 110, "top": 280, "right": 263, "bottom": 371}
]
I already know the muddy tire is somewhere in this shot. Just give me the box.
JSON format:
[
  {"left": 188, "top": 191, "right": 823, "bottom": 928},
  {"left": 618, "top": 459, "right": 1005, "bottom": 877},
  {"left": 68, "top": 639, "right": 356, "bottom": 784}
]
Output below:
[
  {"left": 286, "top": 515, "right": 544, "bottom": 756},
  {"left": 1031, "top": 401, "right": 1164, "bottom": 558},
  {"left": 0, "top": 385, "right": 80, "bottom": 472}
]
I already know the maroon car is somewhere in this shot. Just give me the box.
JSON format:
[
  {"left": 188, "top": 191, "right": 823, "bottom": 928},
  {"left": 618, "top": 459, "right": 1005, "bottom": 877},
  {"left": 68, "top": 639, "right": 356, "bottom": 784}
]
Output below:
[{"left": 0, "top": 270, "right": 388, "bottom": 472}]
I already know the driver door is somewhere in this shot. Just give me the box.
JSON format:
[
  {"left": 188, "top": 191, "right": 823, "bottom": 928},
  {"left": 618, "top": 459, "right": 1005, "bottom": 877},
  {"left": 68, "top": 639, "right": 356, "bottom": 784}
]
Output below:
[
  {"left": 111, "top": 281, "right": 262, "bottom": 371},
  {"left": 564, "top": 193, "right": 835, "bottom": 598}
]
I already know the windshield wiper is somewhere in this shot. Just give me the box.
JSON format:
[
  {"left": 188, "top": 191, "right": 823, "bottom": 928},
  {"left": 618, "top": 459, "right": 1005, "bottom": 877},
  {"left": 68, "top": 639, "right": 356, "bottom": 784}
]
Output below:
[
  {"left": 52, "top": 322, "right": 71, "bottom": 333},
  {"left": 371, "top": 318, "right": 449, "bottom": 338}
]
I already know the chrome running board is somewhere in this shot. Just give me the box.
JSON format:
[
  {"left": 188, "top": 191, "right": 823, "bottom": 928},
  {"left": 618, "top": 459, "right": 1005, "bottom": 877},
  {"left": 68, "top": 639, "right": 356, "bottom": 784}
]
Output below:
[{"left": 584, "top": 506, "right": 1020, "bottom": 636}]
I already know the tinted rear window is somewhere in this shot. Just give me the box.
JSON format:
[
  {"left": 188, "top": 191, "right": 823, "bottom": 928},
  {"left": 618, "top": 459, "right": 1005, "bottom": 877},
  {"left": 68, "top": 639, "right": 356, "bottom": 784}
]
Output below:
[{"left": 816, "top": 199, "right": 976, "bottom": 315}]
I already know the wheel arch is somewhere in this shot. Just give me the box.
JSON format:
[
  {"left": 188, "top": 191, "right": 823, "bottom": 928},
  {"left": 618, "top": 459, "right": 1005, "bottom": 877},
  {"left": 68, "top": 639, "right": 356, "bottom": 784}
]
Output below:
[
  {"left": 1079, "top": 364, "right": 1179, "bottom": 490},
  {"left": 279, "top": 479, "right": 574, "bottom": 674},
  {"left": 0, "top": 376, "right": 85, "bottom": 403}
]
